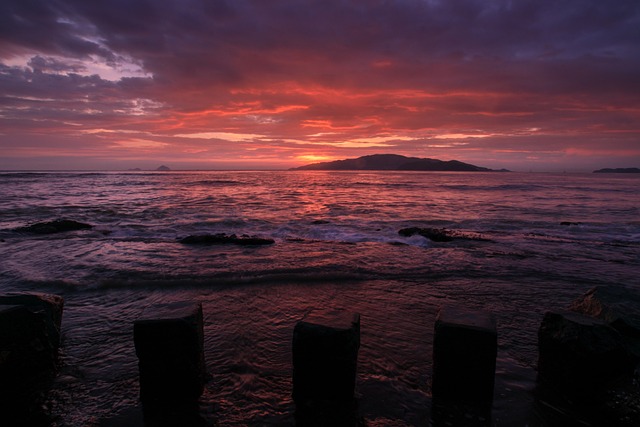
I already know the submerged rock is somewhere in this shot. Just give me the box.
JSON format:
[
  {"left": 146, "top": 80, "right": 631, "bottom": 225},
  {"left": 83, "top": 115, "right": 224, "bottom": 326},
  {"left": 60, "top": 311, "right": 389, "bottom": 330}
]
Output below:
[
  {"left": 179, "top": 233, "right": 275, "bottom": 246},
  {"left": 16, "top": 219, "right": 93, "bottom": 234},
  {"left": 311, "top": 220, "right": 331, "bottom": 225},
  {"left": 399, "top": 227, "right": 454, "bottom": 242},
  {"left": 399, "top": 227, "right": 491, "bottom": 242}
]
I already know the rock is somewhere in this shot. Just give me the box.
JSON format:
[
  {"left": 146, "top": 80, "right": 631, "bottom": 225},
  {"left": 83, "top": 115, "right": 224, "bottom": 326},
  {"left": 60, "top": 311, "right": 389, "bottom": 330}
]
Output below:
[
  {"left": 560, "top": 221, "right": 582, "bottom": 226},
  {"left": 537, "top": 311, "right": 637, "bottom": 400},
  {"left": 399, "top": 227, "right": 491, "bottom": 242},
  {"left": 15, "top": 219, "right": 92, "bottom": 235},
  {"left": 570, "top": 286, "right": 640, "bottom": 358},
  {"left": 156, "top": 165, "right": 171, "bottom": 171},
  {"left": 399, "top": 227, "right": 454, "bottom": 242},
  {"left": 292, "top": 312, "right": 360, "bottom": 403},
  {"left": 311, "top": 220, "right": 331, "bottom": 225},
  {"left": 134, "top": 302, "right": 206, "bottom": 405},
  {"left": 179, "top": 233, "right": 275, "bottom": 246},
  {"left": 432, "top": 306, "right": 497, "bottom": 406}
]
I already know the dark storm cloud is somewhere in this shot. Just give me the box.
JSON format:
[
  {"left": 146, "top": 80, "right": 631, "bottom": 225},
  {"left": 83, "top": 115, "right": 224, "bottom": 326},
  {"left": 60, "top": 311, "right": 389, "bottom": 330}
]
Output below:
[{"left": 5, "top": 0, "right": 639, "bottom": 91}]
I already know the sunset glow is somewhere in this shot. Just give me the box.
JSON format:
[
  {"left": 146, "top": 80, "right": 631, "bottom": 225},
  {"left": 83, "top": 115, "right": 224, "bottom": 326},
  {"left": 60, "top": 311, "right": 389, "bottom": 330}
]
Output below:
[{"left": 1, "top": 0, "right": 639, "bottom": 171}]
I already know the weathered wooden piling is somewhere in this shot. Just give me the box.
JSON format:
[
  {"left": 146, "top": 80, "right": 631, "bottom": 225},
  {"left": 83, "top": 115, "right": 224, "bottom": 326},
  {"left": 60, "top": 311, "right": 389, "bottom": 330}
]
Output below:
[
  {"left": 432, "top": 306, "right": 497, "bottom": 406},
  {"left": 0, "top": 293, "right": 64, "bottom": 423},
  {"left": 538, "top": 310, "right": 636, "bottom": 400},
  {"left": 292, "top": 312, "right": 360, "bottom": 403},
  {"left": 0, "top": 292, "right": 64, "bottom": 349},
  {"left": 133, "top": 302, "right": 206, "bottom": 405}
]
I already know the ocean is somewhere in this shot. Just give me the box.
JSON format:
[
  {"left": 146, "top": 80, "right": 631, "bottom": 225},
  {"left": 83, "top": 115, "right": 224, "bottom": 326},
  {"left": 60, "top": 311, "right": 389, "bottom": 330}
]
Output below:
[{"left": 1, "top": 170, "right": 639, "bottom": 426}]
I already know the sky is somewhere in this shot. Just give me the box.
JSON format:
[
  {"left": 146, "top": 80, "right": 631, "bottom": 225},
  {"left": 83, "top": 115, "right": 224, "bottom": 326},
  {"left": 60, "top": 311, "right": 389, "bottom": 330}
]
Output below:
[{"left": 1, "top": 0, "right": 639, "bottom": 171}]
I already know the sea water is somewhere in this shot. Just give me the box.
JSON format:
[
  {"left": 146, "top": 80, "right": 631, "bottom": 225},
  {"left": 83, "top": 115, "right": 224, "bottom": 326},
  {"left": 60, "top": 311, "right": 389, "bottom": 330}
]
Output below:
[{"left": 0, "top": 171, "right": 638, "bottom": 426}]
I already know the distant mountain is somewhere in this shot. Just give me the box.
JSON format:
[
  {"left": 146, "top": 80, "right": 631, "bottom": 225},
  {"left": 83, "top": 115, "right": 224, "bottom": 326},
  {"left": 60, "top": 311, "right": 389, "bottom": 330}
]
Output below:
[
  {"left": 290, "top": 154, "right": 505, "bottom": 172},
  {"left": 156, "top": 165, "right": 171, "bottom": 171},
  {"left": 593, "top": 167, "right": 640, "bottom": 173}
]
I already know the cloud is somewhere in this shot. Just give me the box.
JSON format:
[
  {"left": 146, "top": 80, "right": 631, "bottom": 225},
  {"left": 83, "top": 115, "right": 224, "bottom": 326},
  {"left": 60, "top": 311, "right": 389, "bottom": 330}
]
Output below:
[
  {"left": 1, "top": 0, "right": 639, "bottom": 170},
  {"left": 173, "top": 131, "right": 265, "bottom": 142}
]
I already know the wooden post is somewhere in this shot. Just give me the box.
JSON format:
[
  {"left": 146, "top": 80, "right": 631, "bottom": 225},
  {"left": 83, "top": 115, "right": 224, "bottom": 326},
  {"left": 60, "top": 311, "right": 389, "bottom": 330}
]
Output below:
[
  {"left": 292, "top": 312, "right": 360, "bottom": 403},
  {"left": 432, "top": 306, "right": 497, "bottom": 406},
  {"left": 133, "top": 302, "right": 206, "bottom": 405}
]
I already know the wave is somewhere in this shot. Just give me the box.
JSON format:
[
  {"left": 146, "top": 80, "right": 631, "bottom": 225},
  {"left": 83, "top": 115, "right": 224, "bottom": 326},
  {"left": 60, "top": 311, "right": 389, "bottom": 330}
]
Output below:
[{"left": 188, "top": 179, "right": 243, "bottom": 186}]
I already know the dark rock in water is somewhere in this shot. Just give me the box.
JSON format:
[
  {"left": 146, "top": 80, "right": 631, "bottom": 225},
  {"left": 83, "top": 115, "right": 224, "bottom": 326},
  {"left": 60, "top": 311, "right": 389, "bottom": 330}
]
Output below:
[
  {"left": 399, "top": 227, "right": 453, "bottom": 242},
  {"left": 134, "top": 302, "right": 206, "bottom": 406},
  {"left": 292, "top": 312, "right": 360, "bottom": 404},
  {"left": 560, "top": 221, "right": 582, "bottom": 226},
  {"left": 0, "top": 293, "right": 64, "bottom": 421},
  {"left": 16, "top": 219, "right": 92, "bottom": 234},
  {"left": 570, "top": 286, "right": 640, "bottom": 358},
  {"left": 432, "top": 306, "right": 497, "bottom": 407},
  {"left": 399, "top": 227, "right": 490, "bottom": 242},
  {"left": 537, "top": 311, "right": 637, "bottom": 400},
  {"left": 311, "top": 220, "right": 331, "bottom": 225},
  {"left": 179, "top": 233, "right": 275, "bottom": 245}
]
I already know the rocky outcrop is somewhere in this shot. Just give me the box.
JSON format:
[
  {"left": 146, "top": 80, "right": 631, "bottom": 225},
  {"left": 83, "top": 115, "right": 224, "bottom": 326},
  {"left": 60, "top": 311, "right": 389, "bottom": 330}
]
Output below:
[
  {"left": 399, "top": 227, "right": 491, "bottom": 242},
  {"left": 15, "top": 219, "right": 93, "bottom": 234},
  {"left": 179, "top": 233, "right": 275, "bottom": 246}
]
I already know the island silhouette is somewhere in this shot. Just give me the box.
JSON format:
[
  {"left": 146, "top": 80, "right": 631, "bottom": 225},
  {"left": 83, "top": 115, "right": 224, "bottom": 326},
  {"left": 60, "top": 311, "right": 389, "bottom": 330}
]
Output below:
[
  {"left": 593, "top": 167, "right": 640, "bottom": 173},
  {"left": 291, "top": 154, "right": 507, "bottom": 172}
]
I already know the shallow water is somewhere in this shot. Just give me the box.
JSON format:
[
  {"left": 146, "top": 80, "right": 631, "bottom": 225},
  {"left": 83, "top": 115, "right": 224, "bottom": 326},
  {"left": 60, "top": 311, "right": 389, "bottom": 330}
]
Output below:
[{"left": 1, "top": 171, "right": 638, "bottom": 425}]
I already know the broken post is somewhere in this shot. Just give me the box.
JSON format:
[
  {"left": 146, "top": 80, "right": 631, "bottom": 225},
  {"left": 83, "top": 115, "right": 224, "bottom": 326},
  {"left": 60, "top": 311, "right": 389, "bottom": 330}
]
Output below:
[{"left": 537, "top": 311, "right": 636, "bottom": 400}]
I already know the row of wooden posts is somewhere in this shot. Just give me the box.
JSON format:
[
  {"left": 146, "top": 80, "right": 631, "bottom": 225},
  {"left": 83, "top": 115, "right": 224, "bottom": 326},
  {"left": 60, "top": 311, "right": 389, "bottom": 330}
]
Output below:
[
  {"left": 0, "top": 293, "right": 500, "bottom": 420},
  {"left": 5, "top": 289, "right": 635, "bottom": 423},
  {"left": 134, "top": 302, "right": 499, "bottom": 410}
]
